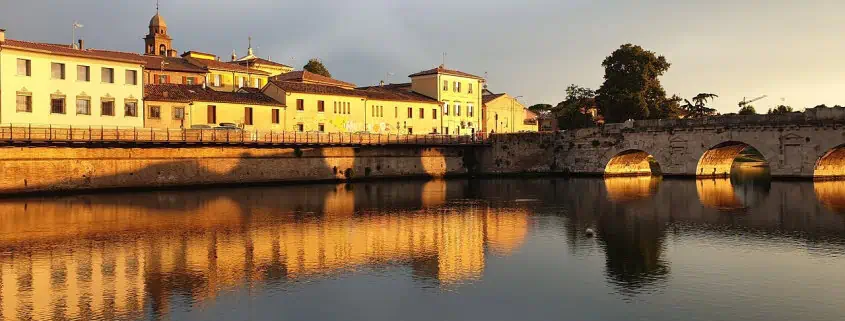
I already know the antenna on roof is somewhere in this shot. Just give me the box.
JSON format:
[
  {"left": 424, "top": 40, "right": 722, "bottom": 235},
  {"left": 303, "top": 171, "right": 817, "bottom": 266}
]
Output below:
[
  {"left": 442, "top": 52, "right": 447, "bottom": 68},
  {"left": 71, "top": 21, "right": 84, "bottom": 49},
  {"left": 156, "top": 0, "right": 159, "bottom": 13}
]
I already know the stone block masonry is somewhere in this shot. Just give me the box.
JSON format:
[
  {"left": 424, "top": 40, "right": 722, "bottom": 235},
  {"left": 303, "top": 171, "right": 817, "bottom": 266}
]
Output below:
[{"left": 0, "top": 146, "right": 474, "bottom": 194}]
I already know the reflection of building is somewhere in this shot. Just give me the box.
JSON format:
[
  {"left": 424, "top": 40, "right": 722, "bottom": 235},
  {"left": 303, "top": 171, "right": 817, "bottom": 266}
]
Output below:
[{"left": 0, "top": 183, "right": 529, "bottom": 320}]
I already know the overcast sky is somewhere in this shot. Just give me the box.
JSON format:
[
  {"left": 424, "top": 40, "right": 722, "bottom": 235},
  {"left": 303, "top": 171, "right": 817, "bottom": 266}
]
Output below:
[{"left": 2, "top": 0, "right": 844, "bottom": 113}]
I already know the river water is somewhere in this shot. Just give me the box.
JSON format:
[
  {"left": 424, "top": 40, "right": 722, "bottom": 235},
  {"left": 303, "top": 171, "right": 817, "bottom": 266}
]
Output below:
[{"left": 1, "top": 176, "right": 845, "bottom": 321}]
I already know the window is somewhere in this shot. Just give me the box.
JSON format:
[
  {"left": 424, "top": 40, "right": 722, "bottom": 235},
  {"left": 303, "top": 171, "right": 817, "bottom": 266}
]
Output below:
[
  {"left": 407, "top": 107, "right": 413, "bottom": 118},
  {"left": 444, "top": 127, "right": 449, "bottom": 135},
  {"left": 101, "top": 68, "right": 114, "bottom": 83},
  {"left": 125, "top": 70, "right": 137, "bottom": 85},
  {"left": 455, "top": 103, "right": 461, "bottom": 116},
  {"left": 101, "top": 100, "right": 115, "bottom": 116},
  {"left": 77, "top": 65, "right": 90, "bottom": 81},
  {"left": 159, "top": 44, "right": 166, "bottom": 56},
  {"left": 125, "top": 101, "right": 138, "bottom": 117},
  {"left": 238, "top": 77, "right": 244, "bottom": 88},
  {"left": 244, "top": 107, "right": 254, "bottom": 125},
  {"left": 149, "top": 106, "right": 161, "bottom": 119},
  {"left": 255, "top": 78, "right": 262, "bottom": 88},
  {"left": 432, "top": 109, "right": 438, "bottom": 120},
  {"left": 395, "top": 106, "right": 398, "bottom": 118},
  {"left": 296, "top": 123, "right": 304, "bottom": 132},
  {"left": 443, "top": 80, "right": 448, "bottom": 91},
  {"left": 51, "top": 97, "right": 66, "bottom": 114},
  {"left": 444, "top": 102, "right": 450, "bottom": 115},
  {"left": 419, "top": 108, "right": 425, "bottom": 119},
  {"left": 51, "top": 63, "right": 65, "bottom": 79},
  {"left": 272, "top": 109, "right": 280, "bottom": 124},
  {"left": 16, "top": 93, "right": 32, "bottom": 113},
  {"left": 157, "top": 75, "right": 168, "bottom": 84},
  {"left": 76, "top": 98, "right": 91, "bottom": 115},
  {"left": 17, "top": 59, "right": 31, "bottom": 76},
  {"left": 207, "top": 105, "right": 217, "bottom": 124},
  {"left": 468, "top": 104, "right": 474, "bottom": 117},
  {"left": 453, "top": 81, "right": 458, "bottom": 92},
  {"left": 185, "top": 77, "right": 195, "bottom": 85},
  {"left": 296, "top": 99, "right": 304, "bottom": 111},
  {"left": 174, "top": 107, "right": 185, "bottom": 120},
  {"left": 469, "top": 83, "right": 473, "bottom": 94},
  {"left": 407, "top": 128, "right": 413, "bottom": 134},
  {"left": 334, "top": 102, "right": 338, "bottom": 113},
  {"left": 317, "top": 100, "right": 325, "bottom": 112},
  {"left": 318, "top": 124, "right": 325, "bottom": 132},
  {"left": 457, "top": 82, "right": 462, "bottom": 93},
  {"left": 214, "top": 74, "right": 222, "bottom": 87}
]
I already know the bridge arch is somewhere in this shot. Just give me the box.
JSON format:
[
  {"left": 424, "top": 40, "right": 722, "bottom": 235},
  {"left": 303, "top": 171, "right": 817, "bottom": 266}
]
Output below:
[
  {"left": 604, "top": 149, "right": 662, "bottom": 177},
  {"left": 696, "top": 141, "right": 770, "bottom": 177},
  {"left": 814, "top": 144, "right": 845, "bottom": 179}
]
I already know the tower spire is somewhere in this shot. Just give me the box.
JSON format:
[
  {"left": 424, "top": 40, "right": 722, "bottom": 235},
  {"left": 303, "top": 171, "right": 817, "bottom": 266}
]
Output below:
[{"left": 156, "top": 0, "right": 159, "bottom": 13}]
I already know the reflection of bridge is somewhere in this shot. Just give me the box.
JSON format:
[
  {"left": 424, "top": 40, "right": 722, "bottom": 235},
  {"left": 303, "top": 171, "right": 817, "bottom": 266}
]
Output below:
[
  {"left": 558, "top": 108, "right": 845, "bottom": 178},
  {"left": 0, "top": 180, "right": 528, "bottom": 320}
]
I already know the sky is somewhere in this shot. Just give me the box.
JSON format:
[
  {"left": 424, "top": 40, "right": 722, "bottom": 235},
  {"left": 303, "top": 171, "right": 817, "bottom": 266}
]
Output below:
[{"left": 2, "top": 0, "right": 845, "bottom": 113}]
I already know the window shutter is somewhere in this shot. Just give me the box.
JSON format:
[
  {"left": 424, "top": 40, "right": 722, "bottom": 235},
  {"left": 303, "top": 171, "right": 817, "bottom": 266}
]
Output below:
[{"left": 182, "top": 76, "right": 187, "bottom": 84}]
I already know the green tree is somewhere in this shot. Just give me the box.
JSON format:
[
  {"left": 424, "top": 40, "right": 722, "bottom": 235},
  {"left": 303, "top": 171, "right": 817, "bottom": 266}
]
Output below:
[
  {"left": 681, "top": 93, "right": 718, "bottom": 118},
  {"left": 554, "top": 84, "right": 597, "bottom": 129},
  {"left": 767, "top": 105, "right": 793, "bottom": 115},
  {"left": 303, "top": 58, "right": 331, "bottom": 78},
  {"left": 738, "top": 105, "right": 757, "bottom": 115},
  {"left": 595, "top": 44, "right": 679, "bottom": 122},
  {"left": 528, "top": 104, "right": 553, "bottom": 113}
]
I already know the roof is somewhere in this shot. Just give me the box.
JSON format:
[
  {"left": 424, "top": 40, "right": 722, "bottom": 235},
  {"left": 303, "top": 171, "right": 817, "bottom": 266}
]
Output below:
[
  {"left": 181, "top": 50, "right": 216, "bottom": 58},
  {"left": 272, "top": 71, "right": 356, "bottom": 89},
  {"left": 482, "top": 93, "right": 507, "bottom": 104},
  {"left": 233, "top": 57, "right": 292, "bottom": 69},
  {"left": 0, "top": 39, "right": 146, "bottom": 64},
  {"left": 358, "top": 87, "right": 439, "bottom": 104},
  {"left": 184, "top": 57, "right": 271, "bottom": 75},
  {"left": 150, "top": 13, "right": 167, "bottom": 28},
  {"left": 141, "top": 56, "right": 207, "bottom": 73},
  {"left": 268, "top": 80, "right": 364, "bottom": 98},
  {"left": 145, "top": 84, "right": 282, "bottom": 106},
  {"left": 408, "top": 66, "right": 484, "bottom": 80}
]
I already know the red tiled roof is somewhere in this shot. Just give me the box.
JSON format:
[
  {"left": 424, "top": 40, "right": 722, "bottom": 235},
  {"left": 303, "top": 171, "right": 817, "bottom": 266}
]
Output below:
[
  {"left": 145, "top": 84, "right": 282, "bottom": 106},
  {"left": 141, "top": 56, "right": 207, "bottom": 73},
  {"left": 234, "top": 57, "right": 292, "bottom": 69},
  {"left": 184, "top": 57, "right": 271, "bottom": 75},
  {"left": 268, "top": 80, "right": 364, "bottom": 98},
  {"left": 482, "top": 93, "right": 507, "bottom": 104},
  {"left": 1, "top": 39, "right": 145, "bottom": 64},
  {"left": 409, "top": 66, "right": 484, "bottom": 80},
  {"left": 358, "top": 87, "right": 438, "bottom": 104},
  {"left": 272, "top": 71, "right": 356, "bottom": 89}
]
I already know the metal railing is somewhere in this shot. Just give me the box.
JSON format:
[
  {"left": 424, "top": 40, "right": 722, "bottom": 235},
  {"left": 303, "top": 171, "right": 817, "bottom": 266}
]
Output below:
[{"left": 0, "top": 124, "right": 491, "bottom": 146}]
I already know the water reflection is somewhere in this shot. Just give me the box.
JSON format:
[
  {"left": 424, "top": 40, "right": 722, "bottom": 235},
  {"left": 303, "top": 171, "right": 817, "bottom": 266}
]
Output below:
[
  {"left": 2, "top": 177, "right": 845, "bottom": 321},
  {"left": 0, "top": 180, "right": 529, "bottom": 321},
  {"left": 696, "top": 165, "right": 771, "bottom": 211}
]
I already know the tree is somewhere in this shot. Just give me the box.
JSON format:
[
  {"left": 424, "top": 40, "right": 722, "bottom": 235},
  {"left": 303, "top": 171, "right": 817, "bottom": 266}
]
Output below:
[
  {"left": 738, "top": 105, "right": 757, "bottom": 115},
  {"left": 303, "top": 58, "right": 331, "bottom": 78},
  {"left": 554, "top": 84, "right": 598, "bottom": 129},
  {"left": 528, "top": 104, "right": 553, "bottom": 113},
  {"left": 681, "top": 93, "right": 718, "bottom": 118},
  {"left": 767, "top": 105, "right": 793, "bottom": 115},
  {"left": 595, "top": 44, "right": 679, "bottom": 122}
]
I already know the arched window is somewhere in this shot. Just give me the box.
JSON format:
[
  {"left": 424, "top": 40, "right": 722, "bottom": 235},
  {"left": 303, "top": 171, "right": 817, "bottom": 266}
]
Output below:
[
  {"left": 159, "top": 44, "right": 166, "bottom": 56},
  {"left": 148, "top": 44, "right": 154, "bottom": 54}
]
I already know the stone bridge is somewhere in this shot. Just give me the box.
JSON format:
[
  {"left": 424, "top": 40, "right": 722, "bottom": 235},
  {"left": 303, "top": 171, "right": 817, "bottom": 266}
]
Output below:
[{"left": 484, "top": 107, "right": 845, "bottom": 179}]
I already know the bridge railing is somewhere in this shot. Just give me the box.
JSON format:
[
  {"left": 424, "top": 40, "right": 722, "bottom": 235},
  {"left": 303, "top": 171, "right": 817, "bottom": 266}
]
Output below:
[
  {"left": 605, "top": 109, "right": 845, "bottom": 131},
  {"left": 0, "top": 124, "right": 490, "bottom": 146}
]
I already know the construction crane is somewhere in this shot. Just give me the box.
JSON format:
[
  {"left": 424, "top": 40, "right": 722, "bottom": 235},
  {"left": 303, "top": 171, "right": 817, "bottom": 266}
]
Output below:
[{"left": 738, "top": 95, "right": 767, "bottom": 108}]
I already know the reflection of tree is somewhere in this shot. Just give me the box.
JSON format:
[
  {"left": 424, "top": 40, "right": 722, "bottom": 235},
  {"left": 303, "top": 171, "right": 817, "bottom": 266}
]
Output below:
[{"left": 597, "top": 207, "right": 670, "bottom": 295}]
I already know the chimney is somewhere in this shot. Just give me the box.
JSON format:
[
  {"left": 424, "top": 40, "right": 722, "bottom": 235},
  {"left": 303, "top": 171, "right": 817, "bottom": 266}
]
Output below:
[
  {"left": 77, "top": 39, "right": 84, "bottom": 50},
  {"left": 0, "top": 29, "right": 6, "bottom": 43}
]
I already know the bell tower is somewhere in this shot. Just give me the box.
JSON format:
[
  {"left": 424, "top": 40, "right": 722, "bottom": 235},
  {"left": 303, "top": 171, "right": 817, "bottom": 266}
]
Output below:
[{"left": 144, "top": 1, "right": 173, "bottom": 56}]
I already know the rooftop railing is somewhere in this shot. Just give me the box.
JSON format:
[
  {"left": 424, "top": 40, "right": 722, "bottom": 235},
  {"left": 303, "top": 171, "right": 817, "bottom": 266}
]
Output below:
[{"left": 0, "top": 124, "right": 490, "bottom": 147}]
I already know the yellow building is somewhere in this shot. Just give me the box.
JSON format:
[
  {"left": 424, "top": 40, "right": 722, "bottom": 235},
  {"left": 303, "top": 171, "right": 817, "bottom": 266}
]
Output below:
[
  {"left": 408, "top": 66, "right": 484, "bottom": 136},
  {"left": 0, "top": 30, "right": 145, "bottom": 127},
  {"left": 263, "top": 78, "right": 366, "bottom": 133},
  {"left": 359, "top": 86, "right": 444, "bottom": 134},
  {"left": 143, "top": 84, "right": 283, "bottom": 130},
  {"left": 482, "top": 92, "right": 538, "bottom": 133},
  {"left": 184, "top": 54, "right": 270, "bottom": 93}
]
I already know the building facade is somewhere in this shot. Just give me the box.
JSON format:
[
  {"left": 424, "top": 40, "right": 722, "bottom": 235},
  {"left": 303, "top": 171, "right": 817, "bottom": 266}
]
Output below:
[
  {"left": 408, "top": 66, "right": 484, "bottom": 136},
  {"left": 0, "top": 30, "right": 145, "bottom": 127},
  {"left": 482, "top": 93, "right": 538, "bottom": 133},
  {"left": 143, "top": 84, "right": 283, "bottom": 130}
]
